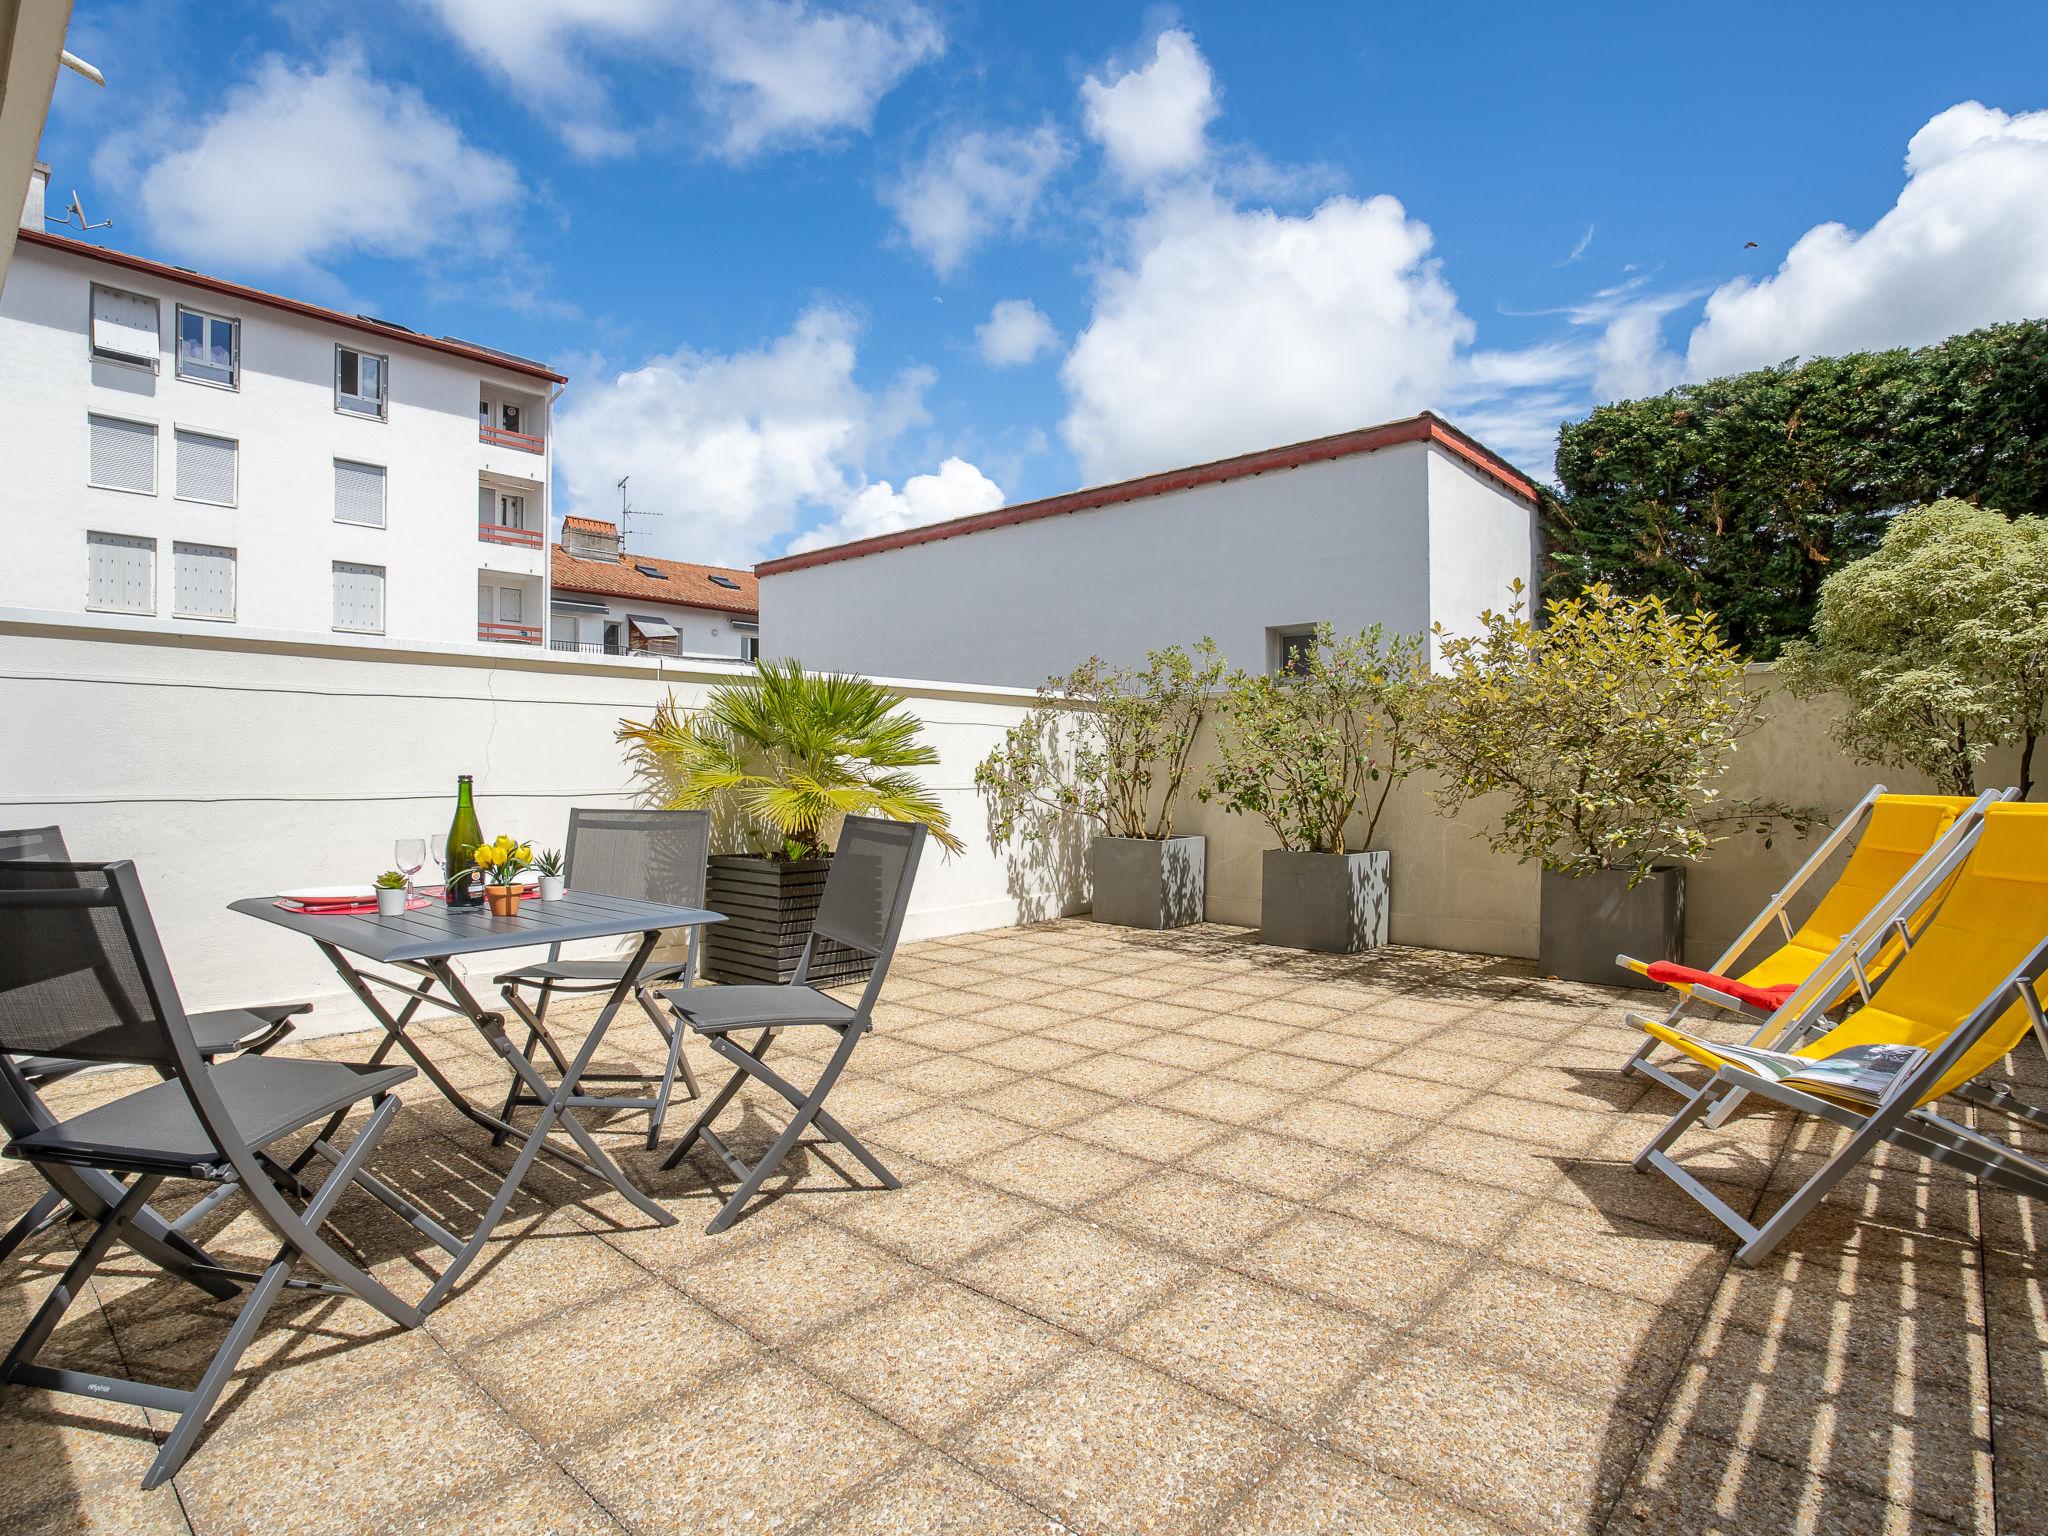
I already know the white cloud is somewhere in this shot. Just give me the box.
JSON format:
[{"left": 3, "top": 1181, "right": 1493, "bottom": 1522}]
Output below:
[
  {"left": 975, "top": 299, "right": 1059, "bottom": 367},
  {"left": 422, "top": 0, "right": 942, "bottom": 160},
  {"left": 555, "top": 305, "right": 990, "bottom": 565},
  {"left": 1081, "top": 29, "right": 1218, "bottom": 184},
  {"left": 884, "top": 125, "right": 1068, "bottom": 278},
  {"left": 1059, "top": 190, "right": 1473, "bottom": 482},
  {"left": 787, "top": 456, "right": 1005, "bottom": 552},
  {"left": 1685, "top": 101, "right": 2048, "bottom": 377},
  {"left": 106, "top": 50, "right": 522, "bottom": 277}
]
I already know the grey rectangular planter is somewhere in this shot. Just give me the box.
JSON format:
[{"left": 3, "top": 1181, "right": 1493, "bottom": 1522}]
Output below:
[
  {"left": 1259, "top": 849, "right": 1391, "bottom": 953},
  {"left": 1539, "top": 866, "right": 1684, "bottom": 988},
  {"left": 703, "top": 854, "right": 874, "bottom": 986},
  {"left": 1090, "top": 835, "right": 1204, "bottom": 930}
]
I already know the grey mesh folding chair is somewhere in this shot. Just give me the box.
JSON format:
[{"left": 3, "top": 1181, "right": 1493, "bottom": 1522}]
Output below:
[
  {"left": 659, "top": 816, "right": 926, "bottom": 1233},
  {"left": 0, "top": 859, "right": 429, "bottom": 1488},
  {"left": 494, "top": 808, "right": 712, "bottom": 1148},
  {"left": 0, "top": 826, "right": 306, "bottom": 1264}
]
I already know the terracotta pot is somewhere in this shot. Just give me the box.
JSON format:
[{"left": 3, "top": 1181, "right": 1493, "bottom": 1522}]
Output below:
[{"left": 485, "top": 884, "right": 523, "bottom": 917}]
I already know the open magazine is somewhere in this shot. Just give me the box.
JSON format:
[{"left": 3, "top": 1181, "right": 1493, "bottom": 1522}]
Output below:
[{"left": 1675, "top": 1033, "right": 1931, "bottom": 1108}]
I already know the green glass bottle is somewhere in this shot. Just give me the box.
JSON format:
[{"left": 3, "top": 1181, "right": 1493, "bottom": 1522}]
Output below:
[{"left": 445, "top": 774, "right": 484, "bottom": 908}]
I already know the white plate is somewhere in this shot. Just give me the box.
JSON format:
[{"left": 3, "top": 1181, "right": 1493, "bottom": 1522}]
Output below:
[{"left": 277, "top": 884, "right": 378, "bottom": 904}]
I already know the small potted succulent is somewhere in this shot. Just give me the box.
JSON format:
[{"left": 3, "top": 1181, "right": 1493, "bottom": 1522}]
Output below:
[
  {"left": 534, "top": 847, "right": 566, "bottom": 902},
  {"left": 373, "top": 869, "right": 409, "bottom": 918},
  {"left": 452, "top": 834, "right": 535, "bottom": 916}
]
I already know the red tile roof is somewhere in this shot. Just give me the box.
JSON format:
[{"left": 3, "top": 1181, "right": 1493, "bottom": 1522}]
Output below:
[
  {"left": 18, "top": 229, "right": 566, "bottom": 383},
  {"left": 562, "top": 516, "right": 618, "bottom": 536},
  {"left": 755, "top": 412, "right": 1536, "bottom": 577},
  {"left": 550, "top": 545, "right": 759, "bottom": 615}
]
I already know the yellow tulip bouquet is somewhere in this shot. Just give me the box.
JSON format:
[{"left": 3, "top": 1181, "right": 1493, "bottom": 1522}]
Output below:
[{"left": 450, "top": 834, "right": 536, "bottom": 914}]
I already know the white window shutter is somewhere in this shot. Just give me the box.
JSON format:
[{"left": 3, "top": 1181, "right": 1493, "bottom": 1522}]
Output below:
[
  {"left": 477, "top": 584, "right": 493, "bottom": 623},
  {"left": 174, "top": 430, "right": 237, "bottom": 505},
  {"left": 334, "top": 562, "right": 384, "bottom": 632},
  {"left": 334, "top": 460, "right": 386, "bottom": 526},
  {"left": 173, "top": 542, "right": 235, "bottom": 619},
  {"left": 87, "top": 532, "right": 155, "bottom": 613},
  {"left": 91, "top": 286, "right": 159, "bottom": 364},
  {"left": 499, "top": 587, "right": 522, "bottom": 623},
  {"left": 89, "top": 416, "right": 157, "bottom": 493}
]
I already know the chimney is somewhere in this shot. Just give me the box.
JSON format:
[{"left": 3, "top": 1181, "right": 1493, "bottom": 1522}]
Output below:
[{"left": 20, "top": 163, "right": 48, "bottom": 231}]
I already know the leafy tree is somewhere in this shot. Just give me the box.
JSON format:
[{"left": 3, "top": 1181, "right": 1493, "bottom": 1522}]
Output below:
[
  {"left": 1777, "top": 500, "right": 2048, "bottom": 798},
  {"left": 976, "top": 641, "right": 1224, "bottom": 843},
  {"left": 1548, "top": 319, "right": 2048, "bottom": 658},
  {"left": 617, "top": 658, "right": 963, "bottom": 859},
  {"left": 1199, "top": 624, "right": 1428, "bottom": 853},
  {"left": 1414, "top": 583, "right": 1806, "bottom": 881}
]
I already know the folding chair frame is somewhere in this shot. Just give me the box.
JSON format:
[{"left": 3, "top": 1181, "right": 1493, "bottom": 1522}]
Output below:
[
  {"left": 660, "top": 819, "right": 926, "bottom": 1234},
  {"left": 0, "top": 861, "right": 430, "bottom": 1488},
  {"left": 1634, "top": 936, "right": 2048, "bottom": 1265}
]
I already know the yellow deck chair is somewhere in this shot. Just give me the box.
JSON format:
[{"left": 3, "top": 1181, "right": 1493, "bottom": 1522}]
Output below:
[
  {"left": 1633, "top": 802, "right": 2048, "bottom": 1263},
  {"left": 1621, "top": 789, "right": 1989, "bottom": 1100}
]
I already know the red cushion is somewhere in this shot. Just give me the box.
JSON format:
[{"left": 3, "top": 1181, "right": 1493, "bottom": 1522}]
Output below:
[{"left": 1643, "top": 961, "right": 1799, "bottom": 1011}]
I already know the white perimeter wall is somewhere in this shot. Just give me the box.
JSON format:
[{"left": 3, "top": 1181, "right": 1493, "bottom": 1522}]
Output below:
[
  {"left": 764, "top": 440, "right": 1533, "bottom": 688},
  {"left": 0, "top": 243, "right": 552, "bottom": 648},
  {"left": 0, "top": 618, "right": 1080, "bottom": 1036}
]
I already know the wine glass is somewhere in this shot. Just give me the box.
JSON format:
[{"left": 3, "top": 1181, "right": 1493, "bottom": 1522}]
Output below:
[{"left": 394, "top": 838, "right": 427, "bottom": 894}]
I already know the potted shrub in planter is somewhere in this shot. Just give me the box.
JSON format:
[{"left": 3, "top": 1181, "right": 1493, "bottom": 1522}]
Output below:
[
  {"left": 977, "top": 640, "right": 1223, "bottom": 930},
  {"left": 533, "top": 847, "right": 566, "bottom": 902},
  {"left": 1416, "top": 582, "right": 1811, "bottom": 987},
  {"left": 450, "top": 835, "right": 537, "bottom": 916},
  {"left": 618, "top": 659, "right": 962, "bottom": 985},
  {"left": 1202, "top": 624, "right": 1426, "bottom": 952}
]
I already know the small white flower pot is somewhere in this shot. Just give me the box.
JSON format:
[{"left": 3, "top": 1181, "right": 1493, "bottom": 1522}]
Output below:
[
  {"left": 539, "top": 874, "right": 565, "bottom": 902},
  {"left": 375, "top": 887, "right": 408, "bottom": 917}
]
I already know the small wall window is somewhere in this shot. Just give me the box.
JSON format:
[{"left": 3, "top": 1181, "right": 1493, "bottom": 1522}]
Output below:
[
  {"left": 334, "top": 459, "right": 387, "bottom": 527},
  {"left": 174, "top": 429, "right": 237, "bottom": 506},
  {"left": 740, "top": 635, "right": 760, "bottom": 662},
  {"left": 333, "top": 561, "right": 386, "bottom": 634},
  {"left": 88, "top": 414, "right": 157, "bottom": 494},
  {"left": 175, "top": 306, "right": 239, "bottom": 387},
  {"left": 336, "top": 346, "right": 387, "bottom": 419},
  {"left": 90, "top": 284, "right": 159, "bottom": 369},
  {"left": 1273, "top": 628, "right": 1320, "bottom": 678},
  {"left": 86, "top": 531, "right": 156, "bottom": 614},
  {"left": 173, "top": 541, "right": 236, "bottom": 620}
]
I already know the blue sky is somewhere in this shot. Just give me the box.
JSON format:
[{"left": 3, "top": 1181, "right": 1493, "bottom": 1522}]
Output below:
[{"left": 37, "top": 1, "right": 2048, "bottom": 565}]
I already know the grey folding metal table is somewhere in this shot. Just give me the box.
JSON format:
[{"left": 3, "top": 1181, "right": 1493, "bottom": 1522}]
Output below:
[{"left": 229, "top": 888, "right": 723, "bottom": 1308}]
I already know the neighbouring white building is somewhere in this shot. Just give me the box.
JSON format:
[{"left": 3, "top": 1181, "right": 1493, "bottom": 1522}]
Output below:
[
  {"left": 757, "top": 413, "right": 1541, "bottom": 686},
  {"left": 0, "top": 165, "right": 563, "bottom": 651},
  {"left": 549, "top": 517, "right": 759, "bottom": 661}
]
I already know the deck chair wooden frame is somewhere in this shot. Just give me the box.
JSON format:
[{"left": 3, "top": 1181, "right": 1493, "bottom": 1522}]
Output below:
[
  {"left": 1635, "top": 935, "right": 2048, "bottom": 1265},
  {"left": 0, "top": 860, "right": 438, "bottom": 1487},
  {"left": 658, "top": 817, "right": 926, "bottom": 1234}
]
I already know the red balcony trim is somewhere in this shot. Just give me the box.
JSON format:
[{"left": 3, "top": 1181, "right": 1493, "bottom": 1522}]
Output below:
[
  {"left": 478, "top": 622, "right": 542, "bottom": 645},
  {"left": 480, "top": 425, "right": 546, "bottom": 453},
  {"left": 479, "top": 523, "right": 543, "bottom": 547}
]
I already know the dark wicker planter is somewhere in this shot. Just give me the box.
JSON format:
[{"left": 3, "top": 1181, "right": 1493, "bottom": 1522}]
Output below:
[{"left": 703, "top": 854, "right": 875, "bottom": 986}]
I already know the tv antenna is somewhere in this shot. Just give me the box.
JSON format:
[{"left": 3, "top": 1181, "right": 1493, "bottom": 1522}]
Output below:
[
  {"left": 47, "top": 190, "right": 110, "bottom": 235},
  {"left": 615, "top": 475, "right": 662, "bottom": 549}
]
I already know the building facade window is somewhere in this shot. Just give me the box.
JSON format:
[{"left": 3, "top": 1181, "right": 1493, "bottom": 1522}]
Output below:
[
  {"left": 172, "top": 541, "right": 236, "bottom": 620},
  {"left": 335, "top": 346, "right": 387, "bottom": 419},
  {"left": 1274, "top": 628, "right": 1319, "bottom": 677},
  {"left": 86, "top": 531, "right": 155, "bottom": 613},
  {"left": 90, "top": 284, "right": 159, "bottom": 369},
  {"left": 334, "top": 459, "right": 387, "bottom": 527},
  {"left": 174, "top": 429, "right": 238, "bottom": 506},
  {"left": 740, "top": 635, "right": 760, "bottom": 662},
  {"left": 88, "top": 414, "right": 157, "bottom": 494},
  {"left": 332, "top": 561, "right": 385, "bottom": 633},
  {"left": 174, "top": 306, "right": 239, "bottom": 387},
  {"left": 478, "top": 582, "right": 524, "bottom": 624}
]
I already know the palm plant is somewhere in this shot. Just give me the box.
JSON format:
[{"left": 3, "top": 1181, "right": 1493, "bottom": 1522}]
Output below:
[{"left": 617, "top": 658, "right": 963, "bottom": 859}]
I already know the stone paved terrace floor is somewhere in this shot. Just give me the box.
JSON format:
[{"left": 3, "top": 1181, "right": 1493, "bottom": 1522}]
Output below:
[{"left": 2, "top": 920, "right": 2044, "bottom": 1535}]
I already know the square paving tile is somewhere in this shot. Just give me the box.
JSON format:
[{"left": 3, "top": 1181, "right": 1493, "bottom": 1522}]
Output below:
[
  {"left": 799, "top": 1452, "right": 1057, "bottom": 1535},
  {"left": 958, "top": 1350, "right": 1288, "bottom": 1534},
  {"left": 969, "top": 1133, "right": 1152, "bottom": 1209},
  {"left": 1084, "top": 1167, "right": 1299, "bottom": 1262},
  {"left": 680, "top": 1223, "right": 922, "bottom": 1344},
  {"left": 953, "top": 1216, "right": 1201, "bottom": 1338},
  {"left": 1237, "top": 1209, "right": 1470, "bottom": 1323},
  {"left": 1066, "top": 1102, "right": 1232, "bottom": 1162}
]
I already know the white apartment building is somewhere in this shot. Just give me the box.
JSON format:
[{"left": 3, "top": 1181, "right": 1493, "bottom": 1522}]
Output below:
[
  {"left": 757, "top": 413, "right": 1540, "bottom": 686},
  {"left": 0, "top": 166, "right": 563, "bottom": 650},
  {"left": 549, "top": 517, "right": 759, "bottom": 661}
]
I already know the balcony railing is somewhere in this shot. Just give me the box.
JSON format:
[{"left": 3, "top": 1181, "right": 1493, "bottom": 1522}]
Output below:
[
  {"left": 479, "top": 622, "right": 542, "bottom": 645},
  {"left": 480, "top": 425, "right": 545, "bottom": 454},
  {"left": 479, "top": 522, "right": 543, "bottom": 548}
]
